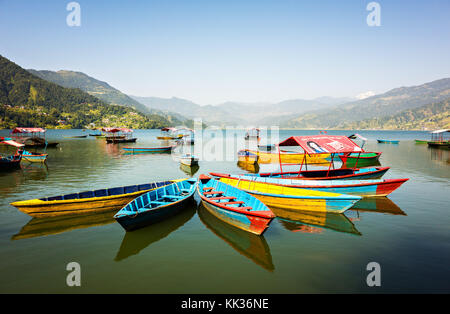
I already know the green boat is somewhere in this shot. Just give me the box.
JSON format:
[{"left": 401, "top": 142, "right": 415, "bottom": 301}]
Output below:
[
  {"left": 338, "top": 152, "right": 381, "bottom": 168},
  {"left": 415, "top": 139, "right": 428, "bottom": 144}
]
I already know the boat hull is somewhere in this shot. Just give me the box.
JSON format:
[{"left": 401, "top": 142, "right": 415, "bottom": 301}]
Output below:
[
  {"left": 201, "top": 200, "right": 272, "bottom": 236},
  {"left": 115, "top": 195, "right": 194, "bottom": 232},
  {"left": 197, "top": 176, "right": 275, "bottom": 235},
  {"left": 377, "top": 140, "right": 399, "bottom": 144},
  {"left": 218, "top": 178, "right": 361, "bottom": 213},
  {"left": 212, "top": 175, "right": 408, "bottom": 197},
  {"left": 106, "top": 138, "right": 137, "bottom": 144},
  {"left": 10, "top": 181, "right": 173, "bottom": 217},
  {"left": 0, "top": 156, "right": 22, "bottom": 170},
  {"left": 21, "top": 152, "right": 48, "bottom": 163},
  {"left": 122, "top": 146, "right": 172, "bottom": 153},
  {"left": 213, "top": 166, "right": 390, "bottom": 181},
  {"left": 338, "top": 152, "right": 381, "bottom": 168}
]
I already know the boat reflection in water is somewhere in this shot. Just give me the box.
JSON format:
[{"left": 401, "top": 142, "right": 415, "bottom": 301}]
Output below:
[
  {"left": 236, "top": 161, "right": 259, "bottom": 174},
  {"left": 198, "top": 205, "right": 274, "bottom": 272},
  {"left": 350, "top": 197, "right": 406, "bottom": 216},
  {"left": 114, "top": 205, "right": 196, "bottom": 262},
  {"left": 272, "top": 207, "right": 361, "bottom": 236},
  {"left": 179, "top": 163, "right": 199, "bottom": 177},
  {"left": 12, "top": 206, "right": 118, "bottom": 240}
]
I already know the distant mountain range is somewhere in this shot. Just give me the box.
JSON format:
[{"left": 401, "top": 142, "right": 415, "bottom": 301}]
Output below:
[
  {"left": 0, "top": 55, "right": 174, "bottom": 129},
  {"left": 2, "top": 53, "right": 448, "bottom": 130},
  {"left": 131, "top": 95, "right": 354, "bottom": 126},
  {"left": 284, "top": 78, "right": 450, "bottom": 129}
]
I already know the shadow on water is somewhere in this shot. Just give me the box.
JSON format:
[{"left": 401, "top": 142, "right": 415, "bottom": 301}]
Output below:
[
  {"left": 272, "top": 207, "right": 362, "bottom": 236},
  {"left": 12, "top": 207, "right": 118, "bottom": 240},
  {"left": 350, "top": 198, "right": 406, "bottom": 216},
  {"left": 179, "top": 164, "right": 199, "bottom": 177},
  {"left": 236, "top": 161, "right": 260, "bottom": 174},
  {"left": 114, "top": 204, "right": 196, "bottom": 262},
  {"left": 272, "top": 197, "right": 406, "bottom": 236},
  {"left": 197, "top": 205, "right": 274, "bottom": 272}
]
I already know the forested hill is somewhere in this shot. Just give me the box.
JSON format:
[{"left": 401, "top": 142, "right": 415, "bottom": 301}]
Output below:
[
  {"left": 0, "top": 55, "right": 173, "bottom": 129},
  {"left": 339, "top": 98, "right": 450, "bottom": 130}
]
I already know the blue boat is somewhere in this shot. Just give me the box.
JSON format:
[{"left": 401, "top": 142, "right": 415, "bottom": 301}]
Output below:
[
  {"left": 114, "top": 178, "right": 198, "bottom": 231},
  {"left": 197, "top": 175, "right": 275, "bottom": 235},
  {"left": 377, "top": 139, "right": 399, "bottom": 144}
]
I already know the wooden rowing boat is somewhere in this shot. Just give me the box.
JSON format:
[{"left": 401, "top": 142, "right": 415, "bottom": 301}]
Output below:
[
  {"left": 377, "top": 139, "right": 399, "bottom": 144},
  {"left": 338, "top": 152, "right": 381, "bottom": 168},
  {"left": 63, "top": 135, "right": 87, "bottom": 138},
  {"left": 211, "top": 166, "right": 390, "bottom": 181},
  {"left": 197, "top": 175, "right": 275, "bottom": 235},
  {"left": 414, "top": 139, "right": 428, "bottom": 144},
  {"left": 217, "top": 177, "right": 361, "bottom": 213},
  {"left": 427, "top": 141, "right": 450, "bottom": 148},
  {"left": 10, "top": 180, "right": 174, "bottom": 217},
  {"left": 210, "top": 174, "right": 408, "bottom": 197},
  {"left": 21, "top": 150, "right": 48, "bottom": 163},
  {"left": 122, "top": 146, "right": 173, "bottom": 153},
  {"left": 114, "top": 178, "right": 198, "bottom": 231}
]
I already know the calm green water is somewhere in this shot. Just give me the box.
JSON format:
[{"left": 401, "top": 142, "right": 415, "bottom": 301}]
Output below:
[{"left": 0, "top": 129, "right": 449, "bottom": 293}]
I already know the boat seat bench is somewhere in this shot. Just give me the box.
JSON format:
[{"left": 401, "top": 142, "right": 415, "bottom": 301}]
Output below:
[{"left": 208, "top": 196, "right": 236, "bottom": 200}]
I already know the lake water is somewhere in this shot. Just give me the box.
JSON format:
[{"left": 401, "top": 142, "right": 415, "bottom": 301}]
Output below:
[{"left": 0, "top": 129, "right": 449, "bottom": 293}]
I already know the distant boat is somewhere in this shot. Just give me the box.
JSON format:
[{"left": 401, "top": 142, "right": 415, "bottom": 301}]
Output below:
[
  {"left": 114, "top": 178, "right": 198, "bottom": 231},
  {"left": 63, "top": 135, "right": 87, "bottom": 138},
  {"left": 122, "top": 146, "right": 172, "bottom": 153},
  {"left": 21, "top": 150, "right": 48, "bottom": 163},
  {"left": 0, "top": 137, "right": 24, "bottom": 170},
  {"left": 10, "top": 127, "right": 59, "bottom": 148},
  {"left": 180, "top": 154, "right": 199, "bottom": 167},
  {"left": 156, "top": 127, "right": 183, "bottom": 140},
  {"left": 414, "top": 139, "right": 428, "bottom": 144},
  {"left": 102, "top": 127, "right": 137, "bottom": 144},
  {"left": 377, "top": 139, "right": 399, "bottom": 144}
]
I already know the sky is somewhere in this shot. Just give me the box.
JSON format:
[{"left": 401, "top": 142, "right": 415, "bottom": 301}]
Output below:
[{"left": 0, "top": 0, "right": 449, "bottom": 105}]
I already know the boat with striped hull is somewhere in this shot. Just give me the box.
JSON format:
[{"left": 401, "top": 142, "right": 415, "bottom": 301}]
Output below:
[
  {"left": 197, "top": 175, "right": 275, "bottom": 235},
  {"left": 211, "top": 174, "right": 408, "bottom": 197},
  {"left": 218, "top": 177, "right": 361, "bottom": 213}
]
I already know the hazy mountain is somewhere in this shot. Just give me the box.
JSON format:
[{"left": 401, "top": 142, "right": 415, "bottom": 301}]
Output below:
[
  {"left": 0, "top": 55, "right": 172, "bottom": 129},
  {"left": 284, "top": 78, "right": 450, "bottom": 129},
  {"left": 133, "top": 96, "right": 351, "bottom": 126}
]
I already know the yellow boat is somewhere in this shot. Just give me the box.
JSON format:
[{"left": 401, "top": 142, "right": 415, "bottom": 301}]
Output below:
[
  {"left": 10, "top": 180, "right": 175, "bottom": 218},
  {"left": 246, "top": 149, "right": 330, "bottom": 164},
  {"left": 219, "top": 177, "right": 361, "bottom": 213}
]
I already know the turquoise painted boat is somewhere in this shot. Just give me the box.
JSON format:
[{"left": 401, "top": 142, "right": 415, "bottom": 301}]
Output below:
[
  {"left": 21, "top": 150, "right": 48, "bottom": 163},
  {"left": 114, "top": 178, "right": 197, "bottom": 231},
  {"left": 377, "top": 139, "right": 399, "bottom": 144},
  {"left": 210, "top": 173, "right": 409, "bottom": 197},
  {"left": 197, "top": 175, "right": 275, "bottom": 235}
]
